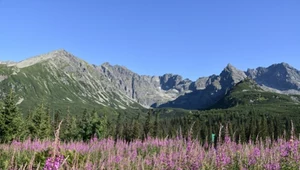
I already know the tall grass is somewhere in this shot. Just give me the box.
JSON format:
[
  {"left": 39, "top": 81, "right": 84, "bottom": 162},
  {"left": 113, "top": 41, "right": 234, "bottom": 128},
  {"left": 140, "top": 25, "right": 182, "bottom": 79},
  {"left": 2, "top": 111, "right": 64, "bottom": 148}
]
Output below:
[{"left": 0, "top": 122, "right": 298, "bottom": 169}]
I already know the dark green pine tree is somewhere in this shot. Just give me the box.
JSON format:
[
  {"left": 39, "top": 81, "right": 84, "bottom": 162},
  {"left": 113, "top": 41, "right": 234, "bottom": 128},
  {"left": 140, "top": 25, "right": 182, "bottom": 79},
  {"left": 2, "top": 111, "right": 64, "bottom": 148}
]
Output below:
[
  {"left": 123, "top": 122, "right": 132, "bottom": 143},
  {"left": 152, "top": 111, "right": 159, "bottom": 138},
  {"left": 239, "top": 125, "right": 247, "bottom": 143},
  {"left": 0, "top": 101, "right": 4, "bottom": 139},
  {"left": 284, "top": 118, "right": 291, "bottom": 140},
  {"left": 249, "top": 115, "right": 257, "bottom": 141},
  {"left": 267, "top": 117, "right": 275, "bottom": 141},
  {"left": 255, "top": 118, "right": 261, "bottom": 140},
  {"left": 273, "top": 116, "right": 280, "bottom": 140},
  {"left": 0, "top": 90, "right": 25, "bottom": 142},
  {"left": 143, "top": 109, "right": 152, "bottom": 140},
  {"left": 53, "top": 110, "right": 62, "bottom": 131},
  {"left": 27, "top": 103, "right": 52, "bottom": 139},
  {"left": 91, "top": 109, "right": 108, "bottom": 139},
  {"left": 61, "top": 108, "right": 79, "bottom": 141},
  {"left": 98, "top": 113, "right": 108, "bottom": 139},
  {"left": 106, "top": 119, "right": 114, "bottom": 137},
  {"left": 260, "top": 114, "right": 268, "bottom": 140},
  {"left": 114, "top": 112, "right": 122, "bottom": 142},
  {"left": 79, "top": 109, "right": 93, "bottom": 141},
  {"left": 131, "top": 113, "right": 141, "bottom": 140},
  {"left": 0, "top": 101, "right": 3, "bottom": 112}
]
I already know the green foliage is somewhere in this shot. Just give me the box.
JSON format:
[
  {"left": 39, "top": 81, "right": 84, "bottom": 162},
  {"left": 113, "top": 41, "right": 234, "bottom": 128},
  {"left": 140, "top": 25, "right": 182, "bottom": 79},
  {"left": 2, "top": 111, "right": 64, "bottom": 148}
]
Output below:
[
  {"left": 0, "top": 102, "right": 3, "bottom": 138},
  {"left": 0, "top": 149, "right": 10, "bottom": 169},
  {"left": 61, "top": 150, "right": 88, "bottom": 166},
  {"left": 211, "top": 79, "right": 300, "bottom": 110},
  {"left": 34, "top": 148, "right": 51, "bottom": 167},
  {"left": 114, "top": 112, "right": 123, "bottom": 142},
  {"left": 132, "top": 117, "right": 141, "bottom": 140},
  {"left": 61, "top": 109, "right": 79, "bottom": 141},
  {"left": 91, "top": 109, "right": 108, "bottom": 139},
  {"left": 143, "top": 110, "right": 152, "bottom": 140},
  {"left": 0, "top": 90, "right": 24, "bottom": 142},
  {"left": 53, "top": 110, "right": 62, "bottom": 131},
  {"left": 152, "top": 111, "right": 159, "bottom": 137},
  {"left": 78, "top": 109, "right": 93, "bottom": 141},
  {"left": 26, "top": 104, "right": 52, "bottom": 139},
  {"left": 78, "top": 109, "right": 108, "bottom": 141}
]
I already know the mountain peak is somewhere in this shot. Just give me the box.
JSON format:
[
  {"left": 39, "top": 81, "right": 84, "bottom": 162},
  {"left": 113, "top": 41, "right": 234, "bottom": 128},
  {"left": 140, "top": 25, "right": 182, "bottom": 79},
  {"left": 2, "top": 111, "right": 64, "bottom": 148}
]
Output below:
[
  {"left": 246, "top": 62, "right": 300, "bottom": 91},
  {"left": 101, "top": 62, "right": 131, "bottom": 72},
  {"left": 12, "top": 49, "right": 77, "bottom": 68},
  {"left": 281, "top": 62, "right": 289, "bottom": 66},
  {"left": 269, "top": 62, "right": 293, "bottom": 69},
  {"left": 101, "top": 62, "right": 111, "bottom": 67},
  {"left": 278, "top": 62, "right": 293, "bottom": 69},
  {"left": 225, "top": 63, "right": 238, "bottom": 71},
  {"left": 221, "top": 63, "right": 247, "bottom": 83},
  {"left": 49, "top": 49, "right": 69, "bottom": 55},
  {"left": 222, "top": 63, "right": 240, "bottom": 74},
  {"left": 226, "top": 63, "right": 234, "bottom": 68},
  {"left": 46, "top": 49, "right": 74, "bottom": 58}
]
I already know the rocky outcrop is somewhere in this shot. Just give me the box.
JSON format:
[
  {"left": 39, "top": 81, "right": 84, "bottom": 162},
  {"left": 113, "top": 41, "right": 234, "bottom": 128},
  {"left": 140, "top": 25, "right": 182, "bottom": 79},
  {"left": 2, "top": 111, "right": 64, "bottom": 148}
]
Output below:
[
  {"left": 98, "top": 63, "right": 193, "bottom": 107},
  {"left": 157, "top": 64, "right": 247, "bottom": 109},
  {"left": 246, "top": 63, "right": 300, "bottom": 92}
]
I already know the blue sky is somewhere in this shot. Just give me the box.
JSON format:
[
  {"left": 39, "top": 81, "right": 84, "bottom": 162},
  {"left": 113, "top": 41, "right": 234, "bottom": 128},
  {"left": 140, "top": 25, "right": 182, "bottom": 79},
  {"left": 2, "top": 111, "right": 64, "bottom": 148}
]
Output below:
[{"left": 0, "top": 0, "right": 299, "bottom": 80}]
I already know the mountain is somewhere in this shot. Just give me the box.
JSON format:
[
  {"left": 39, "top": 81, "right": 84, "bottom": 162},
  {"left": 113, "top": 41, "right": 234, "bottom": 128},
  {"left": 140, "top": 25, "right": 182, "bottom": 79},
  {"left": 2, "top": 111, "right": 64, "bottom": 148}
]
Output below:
[
  {"left": 156, "top": 64, "right": 247, "bottom": 109},
  {"left": 0, "top": 50, "right": 142, "bottom": 114},
  {"left": 99, "top": 63, "right": 193, "bottom": 107},
  {"left": 211, "top": 78, "right": 300, "bottom": 109},
  {"left": 246, "top": 63, "right": 300, "bottom": 94},
  {"left": 0, "top": 50, "right": 300, "bottom": 112}
]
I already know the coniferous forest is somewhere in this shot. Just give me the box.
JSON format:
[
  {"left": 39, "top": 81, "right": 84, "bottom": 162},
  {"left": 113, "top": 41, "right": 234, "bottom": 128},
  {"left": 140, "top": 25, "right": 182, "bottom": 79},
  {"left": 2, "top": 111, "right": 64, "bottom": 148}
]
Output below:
[{"left": 1, "top": 90, "right": 299, "bottom": 143}]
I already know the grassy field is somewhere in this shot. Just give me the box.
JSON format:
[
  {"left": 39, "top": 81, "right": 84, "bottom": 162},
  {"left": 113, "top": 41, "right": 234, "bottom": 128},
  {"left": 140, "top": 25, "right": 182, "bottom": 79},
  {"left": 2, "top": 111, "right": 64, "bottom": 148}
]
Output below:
[{"left": 1, "top": 131, "right": 299, "bottom": 170}]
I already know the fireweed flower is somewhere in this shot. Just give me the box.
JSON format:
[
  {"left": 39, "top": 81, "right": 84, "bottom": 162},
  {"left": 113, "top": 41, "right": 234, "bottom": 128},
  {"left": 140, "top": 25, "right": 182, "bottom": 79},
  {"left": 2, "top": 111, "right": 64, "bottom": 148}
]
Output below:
[
  {"left": 3, "top": 136, "right": 300, "bottom": 169},
  {"left": 280, "top": 143, "right": 289, "bottom": 157},
  {"left": 85, "top": 162, "right": 93, "bottom": 170},
  {"left": 145, "top": 158, "right": 152, "bottom": 166},
  {"left": 216, "top": 152, "right": 231, "bottom": 168},
  {"left": 224, "top": 135, "right": 231, "bottom": 144},
  {"left": 248, "top": 147, "right": 260, "bottom": 165},
  {"left": 44, "top": 155, "right": 64, "bottom": 170},
  {"left": 264, "top": 163, "right": 280, "bottom": 170}
]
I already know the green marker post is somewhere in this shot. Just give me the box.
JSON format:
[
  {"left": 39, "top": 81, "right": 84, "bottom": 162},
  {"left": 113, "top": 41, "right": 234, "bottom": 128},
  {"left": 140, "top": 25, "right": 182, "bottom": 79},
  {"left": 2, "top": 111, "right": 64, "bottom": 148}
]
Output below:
[{"left": 211, "top": 133, "right": 216, "bottom": 143}]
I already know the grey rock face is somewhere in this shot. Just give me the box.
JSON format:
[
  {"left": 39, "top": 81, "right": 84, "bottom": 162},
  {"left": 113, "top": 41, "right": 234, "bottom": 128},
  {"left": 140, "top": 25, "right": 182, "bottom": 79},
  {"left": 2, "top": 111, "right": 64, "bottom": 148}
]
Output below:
[
  {"left": 246, "top": 63, "right": 300, "bottom": 91},
  {"left": 98, "top": 63, "right": 192, "bottom": 107},
  {"left": 97, "top": 61, "right": 248, "bottom": 109},
  {"left": 192, "top": 77, "right": 209, "bottom": 90},
  {"left": 159, "top": 74, "right": 192, "bottom": 92},
  {"left": 221, "top": 64, "right": 247, "bottom": 84},
  {"left": 157, "top": 64, "right": 247, "bottom": 109}
]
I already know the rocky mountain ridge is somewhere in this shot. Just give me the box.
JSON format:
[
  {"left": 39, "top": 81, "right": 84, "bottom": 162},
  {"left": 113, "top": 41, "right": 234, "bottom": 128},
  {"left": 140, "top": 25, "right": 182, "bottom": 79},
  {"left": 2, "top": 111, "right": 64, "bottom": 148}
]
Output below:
[{"left": 0, "top": 49, "right": 299, "bottom": 110}]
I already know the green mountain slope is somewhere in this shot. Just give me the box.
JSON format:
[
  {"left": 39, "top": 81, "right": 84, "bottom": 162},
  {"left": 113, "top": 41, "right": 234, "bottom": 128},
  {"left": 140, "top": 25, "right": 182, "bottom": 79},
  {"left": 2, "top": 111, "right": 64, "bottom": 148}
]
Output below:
[
  {"left": 210, "top": 78, "right": 300, "bottom": 114},
  {"left": 0, "top": 52, "right": 143, "bottom": 116}
]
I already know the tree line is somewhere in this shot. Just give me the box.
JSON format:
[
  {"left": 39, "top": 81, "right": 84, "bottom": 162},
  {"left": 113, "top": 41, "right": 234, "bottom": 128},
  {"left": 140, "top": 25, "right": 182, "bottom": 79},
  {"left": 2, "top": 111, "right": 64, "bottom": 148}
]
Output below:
[{"left": 0, "top": 91, "right": 298, "bottom": 143}]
